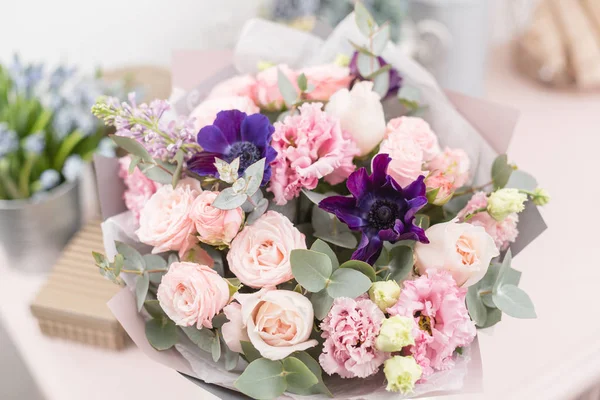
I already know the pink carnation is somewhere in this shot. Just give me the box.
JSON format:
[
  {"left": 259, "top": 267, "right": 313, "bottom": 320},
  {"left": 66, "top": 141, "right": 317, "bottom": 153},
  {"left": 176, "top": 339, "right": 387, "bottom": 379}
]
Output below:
[
  {"left": 457, "top": 192, "right": 519, "bottom": 251},
  {"left": 268, "top": 103, "right": 359, "bottom": 205},
  {"left": 388, "top": 270, "right": 476, "bottom": 377},
  {"left": 252, "top": 64, "right": 297, "bottom": 111},
  {"left": 118, "top": 156, "right": 160, "bottom": 220},
  {"left": 319, "top": 297, "right": 388, "bottom": 379},
  {"left": 299, "top": 64, "right": 353, "bottom": 101},
  {"left": 426, "top": 147, "right": 471, "bottom": 189}
]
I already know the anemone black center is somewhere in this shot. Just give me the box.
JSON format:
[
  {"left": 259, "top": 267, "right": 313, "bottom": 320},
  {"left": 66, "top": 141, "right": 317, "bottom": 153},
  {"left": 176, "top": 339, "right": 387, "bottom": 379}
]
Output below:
[
  {"left": 368, "top": 200, "right": 400, "bottom": 230},
  {"left": 227, "top": 141, "right": 261, "bottom": 170}
]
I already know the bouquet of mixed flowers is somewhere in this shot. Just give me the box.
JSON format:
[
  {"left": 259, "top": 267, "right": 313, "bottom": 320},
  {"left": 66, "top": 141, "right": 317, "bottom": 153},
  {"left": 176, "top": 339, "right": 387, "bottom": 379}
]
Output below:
[
  {"left": 93, "top": 5, "right": 549, "bottom": 399},
  {"left": 0, "top": 56, "right": 122, "bottom": 200}
]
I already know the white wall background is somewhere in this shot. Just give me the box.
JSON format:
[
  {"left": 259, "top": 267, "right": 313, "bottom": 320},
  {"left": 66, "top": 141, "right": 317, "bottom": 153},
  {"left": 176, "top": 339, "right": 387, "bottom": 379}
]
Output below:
[{"left": 0, "top": 0, "right": 537, "bottom": 72}]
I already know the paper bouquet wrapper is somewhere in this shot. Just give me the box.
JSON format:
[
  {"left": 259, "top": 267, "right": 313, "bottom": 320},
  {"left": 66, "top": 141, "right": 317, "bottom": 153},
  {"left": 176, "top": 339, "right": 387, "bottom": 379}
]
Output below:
[{"left": 96, "top": 14, "right": 548, "bottom": 400}]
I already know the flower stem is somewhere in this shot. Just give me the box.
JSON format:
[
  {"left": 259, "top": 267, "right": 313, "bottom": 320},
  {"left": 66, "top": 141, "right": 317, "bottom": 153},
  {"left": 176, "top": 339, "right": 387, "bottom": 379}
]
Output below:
[
  {"left": 464, "top": 207, "right": 487, "bottom": 221},
  {"left": 454, "top": 181, "right": 493, "bottom": 197}
]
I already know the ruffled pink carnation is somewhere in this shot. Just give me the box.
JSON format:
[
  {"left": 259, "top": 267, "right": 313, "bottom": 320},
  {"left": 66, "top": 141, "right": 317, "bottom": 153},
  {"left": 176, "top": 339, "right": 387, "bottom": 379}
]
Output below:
[
  {"left": 299, "top": 64, "right": 353, "bottom": 101},
  {"left": 319, "top": 297, "right": 388, "bottom": 379},
  {"left": 426, "top": 147, "right": 471, "bottom": 189},
  {"left": 457, "top": 192, "right": 519, "bottom": 251},
  {"left": 388, "top": 270, "right": 476, "bottom": 377},
  {"left": 268, "top": 103, "right": 359, "bottom": 205},
  {"left": 118, "top": 156, "right": 160, "bottom": 220}
]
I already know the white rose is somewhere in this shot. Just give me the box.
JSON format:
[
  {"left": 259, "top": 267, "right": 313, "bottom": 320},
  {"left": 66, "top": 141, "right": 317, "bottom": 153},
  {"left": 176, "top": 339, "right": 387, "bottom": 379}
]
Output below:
[
  {"left": 414, "top": 220, "right": 499, "bottom": 287},
  {"left": 325, "top": 81, "right": 386, "bottom": 156}
]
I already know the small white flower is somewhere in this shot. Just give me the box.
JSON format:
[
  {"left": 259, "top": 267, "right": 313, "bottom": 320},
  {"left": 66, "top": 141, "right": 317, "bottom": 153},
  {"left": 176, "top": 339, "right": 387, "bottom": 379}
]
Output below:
[{"left": 214, "top": 157, "right": 240, "bottom": 184}]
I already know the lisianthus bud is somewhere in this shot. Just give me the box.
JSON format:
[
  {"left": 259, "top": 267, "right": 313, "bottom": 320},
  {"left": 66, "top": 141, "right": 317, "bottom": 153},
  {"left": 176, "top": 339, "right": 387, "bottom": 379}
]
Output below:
[
  {"left": 532, "top": 187, "right": 550, "bottom": 206},
  {"left": 376, "top": 316, "right": 415, "bottom": 352},
  {"left": 384, "top": 356, "right": 422, "bottom": 394},
  {"left": 369, "top": 280, "right": 401, "bottom": 312},
  {"left": 487, "top": 188, "right": 527, "bottom": 221},
  {"left": 334, "top": 53, "right": 350, "bottom": 67}
]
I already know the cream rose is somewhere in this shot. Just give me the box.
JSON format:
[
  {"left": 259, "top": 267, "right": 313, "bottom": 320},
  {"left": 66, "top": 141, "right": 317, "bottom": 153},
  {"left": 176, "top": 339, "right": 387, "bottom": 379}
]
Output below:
[
  {"left": 190, "top": 95, "right": 259, "bottom": 131},
  {"left": 414, "top": 220, "right": 500, "bottom": 287},
  {"left": 227, "top": 211, "right": 306, "bottom": 288},
  {"left": 189, "top": 191, "right": 244, "bottom": 246},
  {"left": 232, "top": 289, "right": 318, "bottom": 360},
  {"left": 157, "top": 262, "right": 230, "bottom": 329},
  {"left": 325, "top": 81, "right": 386, "bottom": 156},
  {"left": 136, "top": 183, "right": 199, "bottom": 257},
  {"left": 385, "top": 117, "right": 440, "bottom": 161}
]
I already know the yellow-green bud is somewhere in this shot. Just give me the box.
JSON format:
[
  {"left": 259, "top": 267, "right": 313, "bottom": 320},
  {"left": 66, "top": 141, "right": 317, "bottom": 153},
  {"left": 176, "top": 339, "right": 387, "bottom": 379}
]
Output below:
[
  {"left": 369, "top": 280, "right": 401, "bottom": 312},
  {"left": 376, "top": 316, "right": 415, "bottom": 352},
  {"left": 532, "top": 187, "right": 550, "bottom": 206},
  {"left": 334, "top": 53, "right": 351, "bottom": 67},
  {"left": 487, "top": 188, "right": 527, "bottom": 221},
  {"left": 384, "top": 356, "right": 422, "bottom": 394},
  {"left": 257, "top": 60, "right": 275, "bottom": 71}
]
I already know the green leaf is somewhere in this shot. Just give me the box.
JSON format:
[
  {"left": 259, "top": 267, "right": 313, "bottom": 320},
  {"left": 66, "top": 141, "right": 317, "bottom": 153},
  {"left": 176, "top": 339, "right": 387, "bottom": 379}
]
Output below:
[
  {"left": 371, "top": 23, "right": 390, "bottom": 55},
  {"left": 492, "top": 284, "right": 537, "bottom": 319},
  {"left": 374, "top": 246, "right": 389, "bottom": 269},
  {"left": 414, "top": 214, "right": 430, "bottom": 230},
  {"left": 356, "top": 52, "right": 377, "bottom": 77},
  {"left": 111, "top": 135, "right": 154, "bottom": 163},
  {"left": 112, "top": 254, "right": 124, "bottom": 276},
  {"left": 491, "top": 154, "right": 513, "bottom": 190},
  {"left": 128, "top": 155, "right": 141, "bottom": 174},
  {"left": 212, "top": 187, "right": 247, "bottom": 210},
  {"left": 494, "top": 250, "right": 513, "bottom": 292},
  {"left": 340, "top": 260, "right": 376, "bottom": 282},
  {"left": 313, "top": 206, "right": 358, "bottom": 249},
  {"left": 135, "top": 273, "right": 150, "bottom": 312},
  {"left": 283, "top": 357, "right": 318, "bottom": 391},
  {"left": 171, "top": 149, "right": 184, "bottom": 188},
  {"left": 327, "top": 268, "right": 372, "bottom": 299},
  {"left": 302, "top": 190, "right": 328, "bottom": 205},
  {"left": 115, "top": 241, "right": 145, "bottom": 271},
  {"left": 290, "top": 249, "right": 333, "bottom": 293},
  {"left": 278, "top": 68, "right": 299, "bottom": 107},
  {"left": 143, "top": 254, "right": 167, "bottom": 271},
  {"left": 297, "top": 73, "right": 308, "bottom": 92},
  {"left": 466, "top": 286, "right": 488, "bottom": 327},
  {"left": 211, "top": 331, "right": 222, "bottom": 362},
  {"left": 140, "top": 163, "right": 173, "bottom": 185},
  {"left": 311, "top": 290, "right": 335, "bottom": 320},
  {"left": 398, "top": 86, "right": 421, "bottom": 108},
  {"left": 145, "top": 318, "right": 178, "bottom": 351},
  {"left": 92, "top": 251, "right": 106, "bottom": 266},
  {"left": 182, "top": 327, "right": 216, "bottom": 353},
  {"left": 315, "top": 231, "right": 357, "bottom": 249},
  {"left": 372, "top": 66, "right": 390, "bottom": 98},
  {"left": 243, "top": 158, "right": 266, "bottom": 196},
  {"left": 240, "top": 341, "right": 262, "bottom": 363},
  {"left": 388, "top": 245, "right": 414, "bottom": 281},
  {"left": 227, "top": 278, "right": 242, "bottom": 297},
  {"left": 480, "top": 307, "right": 503, "bottom": 329},
  {"left": 212, "top": 313, "right": 230, "bottom": 329},
  {"left": 144, "top": 300, "right": 165, "bottom": 319},
  {"left": 246, "top": 197, "right": 269, "bottom": 225},
  {"left": 506, "top": 169, "right": 537, "bottom": 191},
  {"left": 288, "top": 352, "right": 333, "bottom": 397},
  {"left": 222, "top": 337, "right": 240, "bottom": 371},
  {"left": 355, "top": 1, "right": 377, "bottom": 36},
  {"left": 310, "top": 239, "right": 339, "bottom": 270},
  {"left": 235, "top": 358, "right": 286, "bottom": 400}
]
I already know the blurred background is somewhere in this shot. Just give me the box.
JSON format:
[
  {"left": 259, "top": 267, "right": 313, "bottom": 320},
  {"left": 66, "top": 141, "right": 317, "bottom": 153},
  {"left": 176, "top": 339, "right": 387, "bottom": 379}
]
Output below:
[{"left": 1, "top": 0, "right": 600, "bottom": 399}]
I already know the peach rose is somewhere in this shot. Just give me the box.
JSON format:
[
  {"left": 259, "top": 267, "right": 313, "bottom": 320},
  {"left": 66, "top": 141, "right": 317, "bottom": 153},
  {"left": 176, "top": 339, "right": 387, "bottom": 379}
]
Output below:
[
  {"left": 207, "top": 74, "right": 257, "bottom": 100},
  {"left": 414, "top": 220, "right": 499, "bottom": 287},
  {"left": 189, "top": 191, "right": 244, "bottom": 247},
  {"left": 385, "top": 117, "right": 440, "bottom": 161},
  {"left": 299, "top": 64, "right": 353, "bottom": 101},
  {"left": 227, "top": 211, "right": 306, "bottom": 288},
  {"left": 136, "top": 183, "right": 199, "bottom": 257},
  {"left": 252, "top": 64, "right": 297, "bottom": 111},
  {"left": 157, "top": 262, "right": 230, "bottom": 329},
  {"left": 379, "top": 133, "right": 426, "bottom": 188},
  {"left": 221, "top": 302, "right": 249, "bottom": 353},
  {"left": 231, "top": 289, "right": 318, "bottom": 360},
  {"left": 190, "top": 96, "right": 259, "bottom": 131}
]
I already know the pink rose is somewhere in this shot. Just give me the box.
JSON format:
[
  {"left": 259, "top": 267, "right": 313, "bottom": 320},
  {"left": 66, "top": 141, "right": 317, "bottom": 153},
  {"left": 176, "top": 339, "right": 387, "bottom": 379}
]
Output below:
[
  {"left": 136, "top": 183, "right": 199, "bottom": 257},
  {"left": 221, "top": 302, "right": 249, "bottom": 353},
  {"left": 379, "top": 133, "right": 426, "bottom": 188},
  {"left": 457, "top": 192, "right": 519, "bottom": 251},
  {"left": 118, "top": 156, "right": 160, "bottom": 221},
  {"left": 252, "top": 64, "right": 297, "bottom": 111},
  {"left": 425, "top": 172, "right": 455, "bottom": 206},
  {"left": 157, "top": 262, "right": 230, "bottom": 329},
  {"left": 189, "top": 191, "right": 244, "bottom": 246},
  {"left": 385, "top": 117, "right": 440, "bottom": 161},
  {"left": 232, "top": 288, "right": 318, "bottom": 360},
  {"left": 207, "top": 74, "right": 257, "bottom": 100},
  {"left": 299, "top": 64, "right": 353, "bottom": 101},
  {"left": 426, "top": 147, "right": 471, "bottom": 189},
  {"left": 189, "top": 96, "right": 259, "bottom": 131},
  {"left": 269, "top": 103, "right": 359, "bottom": 205},
  {"left": 227, "top": 211, "right": 306, "bottom": 288}
]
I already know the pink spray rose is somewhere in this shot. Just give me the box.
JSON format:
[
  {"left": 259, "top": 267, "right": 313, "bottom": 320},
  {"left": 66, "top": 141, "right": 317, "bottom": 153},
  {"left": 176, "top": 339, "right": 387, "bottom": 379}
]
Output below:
[
  {"left": 388, "top": 270, "right": 476, "bottom": 376},
  {"left": 136, "top": 183, "right": 199, "bottom": 257},
  {"left": 157, "top": 262, "right": 230, "bottom": 329},
  {"left": 189, "top": 191, "right": 244, "bottom": 246},
  {"left": 118, "top": 156, "right": 160, "bottom": 220},
  {"left": 207, "top": 74, "right": 257, "bottom": 100},
  {"left": 252, "top": 64, "right": 297, "bottom": 111},
  {"left": 221, "top": 302, "right": 249, "bottom": 353},
  {"left": 269, "top": 102, "right": 359, "bottom": 205},
  {"left": 385, "top": 117, "right": 440, "bottom": 161},
  {"left": 320, "top": 297, "right": 388, "bottom": 379},
  {"left": 458, "top": 192, "right": 519, "bottom": 251},
  {"left": 424, "top": 172, "right": 455, "bottom": 206},
  {"left": 228, "top": 288, "right": 318, "bottom": 360},
  {"left": 227, "top": 211, "right": 306, "bottom": 288},
  {"left": 379, "top": 132, "right": 426, "bottom": 188},
  {"left": 299, "top": 64, "right": 353, "bottom": 101},
  {"left": 426, "top": 147, "right": 471, "bottom": 189},
  {"left": 190, "top": 96, "right": 259, "bottom": 131}
]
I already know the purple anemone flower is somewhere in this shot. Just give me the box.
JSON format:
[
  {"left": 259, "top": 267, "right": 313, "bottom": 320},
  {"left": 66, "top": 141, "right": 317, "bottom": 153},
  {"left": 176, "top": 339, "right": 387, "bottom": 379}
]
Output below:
[
  {"left": 319, "top": 153, "right": 428, "bottom": 265},
  {"left": 349, "top": 51, "right": 402, "bottom": 98},
  {"left": 188, "top": 110, "right": 277, "bottom": 185}
]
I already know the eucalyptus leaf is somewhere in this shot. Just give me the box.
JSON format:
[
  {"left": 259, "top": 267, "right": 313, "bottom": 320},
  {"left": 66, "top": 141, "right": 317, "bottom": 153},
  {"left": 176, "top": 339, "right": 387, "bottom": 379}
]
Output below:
[
  {"left": 312, "top": 206, "right": 357, "bottom": 249},
  {"left": 223, "top": 337, "right": 240, "bottom": 371},
  {"left": 111, "top": 135, "right": 154, "bottom": 162},
  {"left": 142, "top": 254, "right": 167, "bottom": 271},
  {"left": 212, "top": 187, "right": 247, "bottom": 210},
  {"left": 145, "top": 318, "right": 177, "bottom": 351},
  {"left": 356, "top": 52, "right": 377, "bottom": 77},
  {"left": 278, "top": 69, "right": 299, "bottom": 107},
  {"left": 182, "top": 326, "right": 216, "bottom": 353},
  {"left": 371, "top": 23, "right": 390, "bottom": 55},
  {"left": 128, "top": 155, "right": 141, "bottom": 174},
  {"left": 144, "top": 300, "right": 165, "bottom": 319},
  {"left": 289, "top": 352, "right": 333, "bottom": 397},
  {"left": 297, "top": 73, "right": 308, "bottom": 92},
  {"left": 414, "top": 214, "right": 430, "bottom": 230},
  {"left": 506, "top": 169, "right": 537, "bottom": 191},
  {"left": 235, "top": 358, "right": 286, "bottom": 400},
  {"left": 492, "top": 284, "right": 537, "bottom": 319},
  {"left": 310, "top": 239, "right": 339, "bottom": 271},
  {"left": 243, "top": 158, "right": 266, "bottom": 196},
  {"left": 480, "top": 307, "right": 503, "bottom": 329},
  {"left": 340, "top": 260, "right": 376, "bottom": 282},
  {"left": 243, "top": 189, "right": 265, "bottom": 212},
  {"left": 140, "top": 163, "right": 174, "bottom": 185},
  {"left": 327, "top": 268, "right": 372, "bottom": 299},
  {"left": 247, "top": 198, "right": 269, "bottom": 225},
  {"left": 372, "top": 67, "right": 390, "bottom": 98},
  {"left": 491, "top": 154, "right": 513, "bottom": 190},
  {"left": 115, "top": 241, "right": 145, "bottom": 271},
  {"left": 211, "top": 331, "right": 222, "bottom": 362},
  {"left": 388, "top": 245, "right": 414, "bottom": 281},
  {"left": 112, "top": 254, "right": 124, "bottom": 276},
  {"left": 291, "top": 249, "right": 332, "bottom": 293},
  {"left": 171, "top": 149, "right": 184, "bottom": 188},
  {"left": 466, "top": 286, "right": 488, "bottom": 327},
  {"left": 167, "top": 253, "right": 179, "bottom": 265},
  {"left": 135, "top": 273, "right": 150, "bottom": 312},
  {"left": 494, "top": 249, "right": 513, "bottom": 292},
  {"left": 201, "top": 244, "right": 224, "bottom": 277},
  {"left": 355, "top": 1, "right": 377, "bottom": 36},
  {"left": 302, "top": 190, "right": 328, "bottom": 205},
  {"left": 374, "top": 247, "right": 389, "bottom": 268},
  {"left": 311, "top": 289, "right": 335, "bottom": 320},
  {"left": 283, "top": 357, "right": 319, "bottom": 391},
  {"left": 314, "top": 231, "right": 358, "bottom": 249},
  {"left": 241, "top": 340, "right": 262, "bottom": 363},
  {"left": 397, "top": 86, "right": 421, "bottom": 107}
]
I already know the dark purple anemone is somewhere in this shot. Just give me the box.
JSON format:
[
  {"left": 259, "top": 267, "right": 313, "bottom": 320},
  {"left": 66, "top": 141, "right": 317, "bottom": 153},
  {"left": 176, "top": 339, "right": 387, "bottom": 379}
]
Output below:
[
  {"left": 349, "top": 51, "right": 402, "bottom": 98},
  {"left": 319, "top": 154, "right": 428, "bottom": 265},
  {"left": 187, "top": 110, "right": 277, "bottom": 185}
]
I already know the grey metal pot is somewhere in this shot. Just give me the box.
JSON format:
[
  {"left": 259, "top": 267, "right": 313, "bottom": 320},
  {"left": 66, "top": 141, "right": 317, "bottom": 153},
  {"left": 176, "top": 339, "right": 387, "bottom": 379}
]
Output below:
[{"left": 0, "top": 180, "right": 82, "bottom": 273}]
